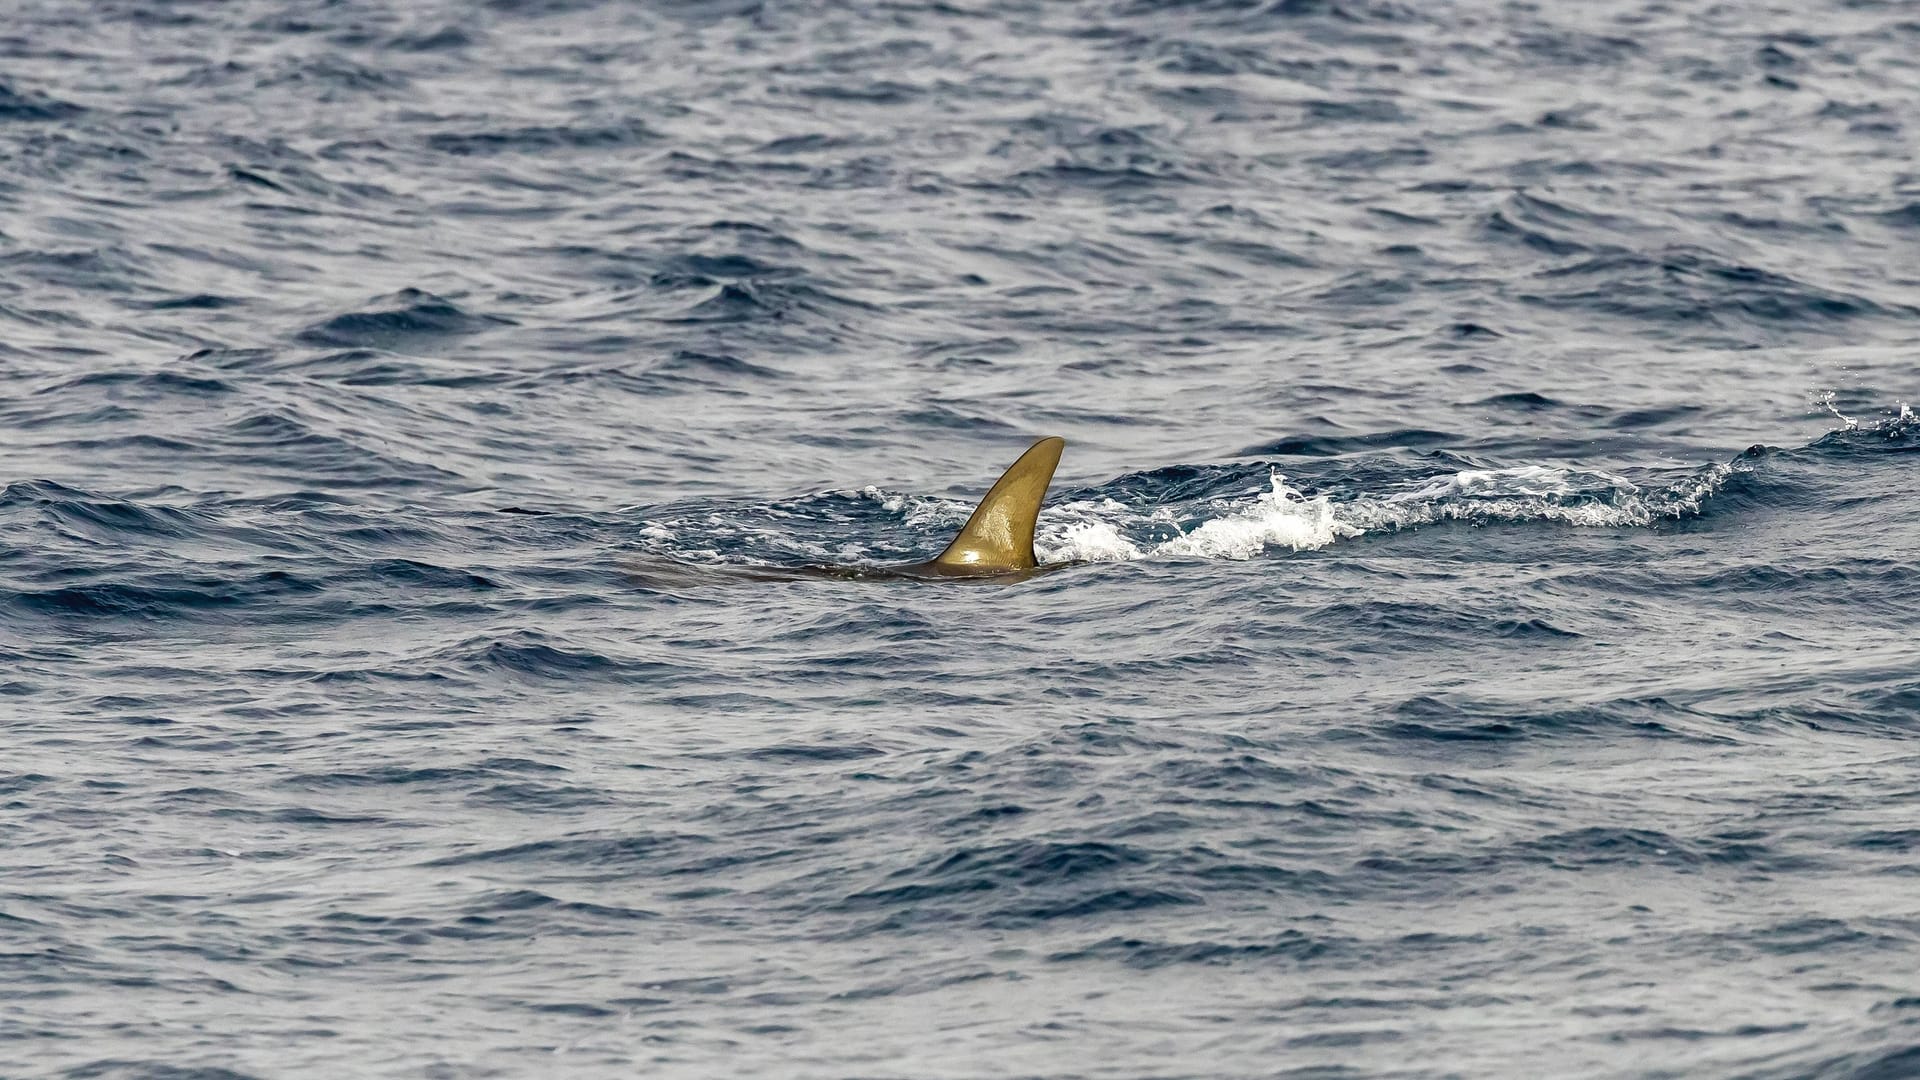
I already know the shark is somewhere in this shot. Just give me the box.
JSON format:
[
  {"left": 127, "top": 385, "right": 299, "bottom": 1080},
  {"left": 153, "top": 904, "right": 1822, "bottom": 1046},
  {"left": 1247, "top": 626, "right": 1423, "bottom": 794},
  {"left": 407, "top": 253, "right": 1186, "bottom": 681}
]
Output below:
[{"left": 629, "top": 436, "right": 1070, "bottom": 585}]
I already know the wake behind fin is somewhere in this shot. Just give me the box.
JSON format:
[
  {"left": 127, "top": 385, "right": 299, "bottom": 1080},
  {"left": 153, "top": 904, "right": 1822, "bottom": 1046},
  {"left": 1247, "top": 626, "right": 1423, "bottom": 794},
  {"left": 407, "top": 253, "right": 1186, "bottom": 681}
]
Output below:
[{"left": 928, "top": 436, "right": 1065, "bottom": 574}]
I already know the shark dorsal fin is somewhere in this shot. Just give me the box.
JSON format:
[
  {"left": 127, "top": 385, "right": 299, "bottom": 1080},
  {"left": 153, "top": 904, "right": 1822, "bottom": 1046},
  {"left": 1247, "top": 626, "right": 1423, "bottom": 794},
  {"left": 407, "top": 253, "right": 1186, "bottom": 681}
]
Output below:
[{"left": 931, "top": 436, "right": 1065, "bottom": 572}]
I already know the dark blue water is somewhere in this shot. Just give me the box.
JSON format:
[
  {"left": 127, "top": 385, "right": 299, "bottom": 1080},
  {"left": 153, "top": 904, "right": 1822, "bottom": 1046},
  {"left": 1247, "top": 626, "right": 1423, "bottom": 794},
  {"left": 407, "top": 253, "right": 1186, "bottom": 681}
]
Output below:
[{"left": 5, "top": 1, "right": 1920, "bottom": 1076}]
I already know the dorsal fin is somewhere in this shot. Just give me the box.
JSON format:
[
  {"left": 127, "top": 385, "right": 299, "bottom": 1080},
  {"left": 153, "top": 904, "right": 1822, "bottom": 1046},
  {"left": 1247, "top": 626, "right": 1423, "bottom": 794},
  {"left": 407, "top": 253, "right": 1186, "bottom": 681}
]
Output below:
[{"left": 931, "top": 436, "right": 1065, "bottom": 572}]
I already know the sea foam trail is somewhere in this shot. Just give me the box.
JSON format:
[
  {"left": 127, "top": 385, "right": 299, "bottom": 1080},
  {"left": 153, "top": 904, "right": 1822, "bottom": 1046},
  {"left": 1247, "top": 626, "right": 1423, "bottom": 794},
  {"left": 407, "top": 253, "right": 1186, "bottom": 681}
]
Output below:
[
  {"left": 1038, "top": 475, "right": 1357, "bottom": 564},
  {"left": 1037, "top": 463, "right": 1739, "bottom": 564},
  {"left": 634, "top": 457, "right": 1746, "bottom": 569}
]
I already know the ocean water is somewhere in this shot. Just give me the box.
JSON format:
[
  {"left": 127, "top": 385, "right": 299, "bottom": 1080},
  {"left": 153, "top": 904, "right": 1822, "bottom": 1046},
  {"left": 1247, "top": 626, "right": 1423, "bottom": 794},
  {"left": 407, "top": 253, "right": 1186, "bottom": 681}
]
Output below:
[{"left": 4, "top": 0, "right": 1920, "bottom": 1076}]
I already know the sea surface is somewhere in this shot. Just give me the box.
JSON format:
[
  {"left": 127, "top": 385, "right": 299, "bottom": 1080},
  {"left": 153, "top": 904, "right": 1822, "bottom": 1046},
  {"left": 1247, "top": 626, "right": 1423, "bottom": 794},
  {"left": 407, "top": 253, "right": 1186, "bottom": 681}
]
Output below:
[{"left": 3, "top": 0, "right": 1920, "bottom": 1077}]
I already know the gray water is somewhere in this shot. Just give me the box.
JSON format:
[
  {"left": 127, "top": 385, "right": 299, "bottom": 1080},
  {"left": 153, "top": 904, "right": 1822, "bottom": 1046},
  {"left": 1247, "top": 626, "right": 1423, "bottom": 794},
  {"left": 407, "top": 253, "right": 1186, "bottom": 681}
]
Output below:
[{"left": 3, "top": 0, "right": 1920, "bottom": 1077}]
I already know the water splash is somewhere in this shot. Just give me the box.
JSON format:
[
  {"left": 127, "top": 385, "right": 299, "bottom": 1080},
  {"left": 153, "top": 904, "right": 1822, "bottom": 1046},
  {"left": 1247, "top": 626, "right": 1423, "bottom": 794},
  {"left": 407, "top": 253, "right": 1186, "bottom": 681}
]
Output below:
[{"left": 1816, "top": 389, "right": 1858, "bottom": 430}]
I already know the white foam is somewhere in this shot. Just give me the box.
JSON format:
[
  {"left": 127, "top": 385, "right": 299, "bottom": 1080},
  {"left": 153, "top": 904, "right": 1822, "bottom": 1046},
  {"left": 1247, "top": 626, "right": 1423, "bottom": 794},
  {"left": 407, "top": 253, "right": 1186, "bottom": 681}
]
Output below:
[
  {"left": 1035, "top": 475, "right": 1358, "bottom": 564},
  {"left": 1385, "top": 464, "right": 1630, "bottom": 503},
  {"left": 1032, "top": 462, "right": 1739, "bottom": 567},
  {"left": 1156, "top": 473, "right": 1359, "bottom": 560},
  {"left": 1342, "top": 463, "right": 1733, "bottom": 531},
  {"left": 1037, "top": 519, "right": 1143, "bottom": 563},
  {"left": 862, "top": 485, "right": 968, "bottom": 530},
  {"left": 1044, "top": 472, "right": 1359, "bottom": 564}
]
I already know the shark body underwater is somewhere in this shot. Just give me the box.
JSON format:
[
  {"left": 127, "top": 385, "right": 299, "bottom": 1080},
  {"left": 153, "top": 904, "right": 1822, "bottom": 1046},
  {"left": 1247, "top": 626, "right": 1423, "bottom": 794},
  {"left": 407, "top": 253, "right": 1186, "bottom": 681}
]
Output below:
[{"left": 628, "top": 436, "right": 1071, "bottom": 586}]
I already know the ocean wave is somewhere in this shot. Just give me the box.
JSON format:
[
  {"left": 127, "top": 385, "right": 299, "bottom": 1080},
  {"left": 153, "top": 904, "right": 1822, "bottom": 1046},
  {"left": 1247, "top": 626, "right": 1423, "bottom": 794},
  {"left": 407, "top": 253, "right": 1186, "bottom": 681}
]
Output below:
[{"left": 8, "top": 0, "right": 1920, "bottom": 1072}]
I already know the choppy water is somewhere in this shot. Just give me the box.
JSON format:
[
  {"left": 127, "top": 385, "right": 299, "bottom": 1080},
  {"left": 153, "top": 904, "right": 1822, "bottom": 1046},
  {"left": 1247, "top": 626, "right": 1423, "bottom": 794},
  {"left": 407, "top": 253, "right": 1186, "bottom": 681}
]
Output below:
[{"left": 4, "top": 0, "right": 1920, "bottom": 1076}]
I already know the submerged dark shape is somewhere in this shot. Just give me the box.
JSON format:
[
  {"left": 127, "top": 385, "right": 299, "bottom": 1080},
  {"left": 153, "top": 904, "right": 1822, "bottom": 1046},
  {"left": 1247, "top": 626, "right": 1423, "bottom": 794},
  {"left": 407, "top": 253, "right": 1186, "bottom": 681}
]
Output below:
[{"left": 632, "top": 436, "right": 1069, "bottom": 585}]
